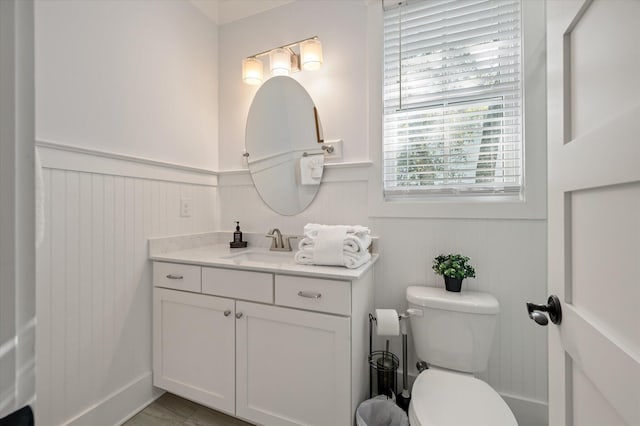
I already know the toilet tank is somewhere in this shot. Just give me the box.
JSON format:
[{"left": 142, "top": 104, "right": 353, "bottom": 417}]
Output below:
[{"left": 406, "top": 286, "right": 499, "bottom": 373}]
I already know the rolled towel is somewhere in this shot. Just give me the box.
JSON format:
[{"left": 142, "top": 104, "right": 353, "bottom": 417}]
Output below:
[
  {"left": 298, "top": 233, "right": 371, "bottom": 254},
  {"left": 343, "top": 234, "right": 371, "bottom": 254},
  {"left": 344, "top": 250, "right": 371, "bottom": 269}
]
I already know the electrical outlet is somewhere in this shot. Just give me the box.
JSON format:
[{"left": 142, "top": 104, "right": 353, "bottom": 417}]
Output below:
[{"left": 180, "top": 198, "right": 191, "bottom": 217}]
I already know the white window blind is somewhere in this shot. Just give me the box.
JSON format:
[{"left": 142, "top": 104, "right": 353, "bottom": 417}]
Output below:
[{"left": 383, "top": 0, "right": 522, "bottom": 198}]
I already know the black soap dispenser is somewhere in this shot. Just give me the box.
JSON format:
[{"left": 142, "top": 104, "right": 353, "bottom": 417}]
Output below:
[{"left": 230, "top": 221, "right": 247, "bottom": 248}]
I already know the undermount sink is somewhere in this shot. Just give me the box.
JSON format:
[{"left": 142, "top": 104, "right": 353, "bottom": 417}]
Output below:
[{"left": 222, "top": 250, "right": 294, "bottom": 264}]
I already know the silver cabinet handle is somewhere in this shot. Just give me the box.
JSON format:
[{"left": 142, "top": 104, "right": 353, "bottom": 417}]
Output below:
[
  {"left": 236, "top": 312, "right": 243, "bottom": 319},
  {"left": 297, "top": 291, "right": 322, "bottom": 299},
  {"left": 224, "top": 310, "right": 232, "bottom": 317},
  {"left": 166, "top": 274, "right": 183, "bottom": 280}
]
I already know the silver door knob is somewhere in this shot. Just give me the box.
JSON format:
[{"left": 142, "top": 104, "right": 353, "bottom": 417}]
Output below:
[
  {"left": 235, "top": 312, "right": 243, "bottom": 319},
  {"left": 223, "top": 310, "right": 231, "bottom": 317}
]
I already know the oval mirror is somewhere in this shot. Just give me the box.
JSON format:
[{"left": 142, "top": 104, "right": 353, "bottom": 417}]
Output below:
[{"left": 245, "top": 76, "right": 323, "bottom": 216}]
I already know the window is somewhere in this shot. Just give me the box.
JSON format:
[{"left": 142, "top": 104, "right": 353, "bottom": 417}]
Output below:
[{"left": 383, "top": 0, "right": 522, "bottom": 198}]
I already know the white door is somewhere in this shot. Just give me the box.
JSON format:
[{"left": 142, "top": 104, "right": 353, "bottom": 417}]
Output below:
[
  {"left": 546, "top": 0, "right": 640, "bottom": 425},
  {"left": 235, "top": 301, "right": 351, "bottom": 426},
  {"left": 153, "top": 289, "right": 236, "bottom": 415}
]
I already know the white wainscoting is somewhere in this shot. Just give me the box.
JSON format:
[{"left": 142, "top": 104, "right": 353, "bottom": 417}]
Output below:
[
  {"left": 35, "top": 143, "right": 216, "bottom": 425},
  {"left": 35, "top": 145, "right": 548, "bottom": 425},
  {"left": 217, "top": 166, "right": 549, "bottom": 425}
]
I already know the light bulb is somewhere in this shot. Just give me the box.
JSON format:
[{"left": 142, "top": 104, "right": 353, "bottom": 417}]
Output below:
[
  {"left": 242, "top": 57, "right": 263, "bottom": 85},
  {"left": 300, "top": 39, "right": 323, "bottom": 71},
  {"left": 269, "top": 48, "right": 291, "bottom": 76}
]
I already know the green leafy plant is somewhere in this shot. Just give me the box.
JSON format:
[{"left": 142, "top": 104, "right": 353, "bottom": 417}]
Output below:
[{"left": 432, "top": 254, "right": 476, "bottom": 280}]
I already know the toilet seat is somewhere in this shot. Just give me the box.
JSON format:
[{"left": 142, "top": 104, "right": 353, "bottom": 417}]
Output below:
[{"left": 408, "top": 369, "right": 517, "bottom": 426}]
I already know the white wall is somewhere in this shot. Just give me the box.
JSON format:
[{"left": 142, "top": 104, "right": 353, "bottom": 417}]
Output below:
[
  {"left": 35, "top": 0, "right": 219, "bottom": 170},
  {"left": 34, "top": 1, "right": 219, "bottom": 423},
  {"left": 0, "top": 0, "right": 36, "bottom": 418},
  {"left": 218, "top": 1, "right": 548, "bottom": 425},
  {"left": 218, "top": 0, "right": 370, "bottom": 169}
]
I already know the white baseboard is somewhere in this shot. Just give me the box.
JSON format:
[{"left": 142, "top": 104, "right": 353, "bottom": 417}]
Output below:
[{"left": 65, "top": 373, "right": 159, "bottom": 426}]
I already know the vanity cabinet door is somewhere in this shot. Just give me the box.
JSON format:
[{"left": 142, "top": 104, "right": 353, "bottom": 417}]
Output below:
[
  {"left": 153, "top": 288, "right": 235, "bottom": 415},
  {"left": 235, "top": 301, "right": 351, "bottom": 426}
]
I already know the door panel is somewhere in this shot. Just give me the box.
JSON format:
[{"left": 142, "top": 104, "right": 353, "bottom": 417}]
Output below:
[
  {"left": 569, "top": 0, "right": 640, "bottom": 138},
  {"left": 573, "top": 363, "right": 626, "bottom": 426},
  {"left": 571, "top": 184, "right": 640, "bottom": 342},
  {"left": 153, "top": 289, "right": 236, "bottom": 415},
  {"left": 235, "top": 301, "right": 351, "bottom": 426},
  {"left": 547, "top": 0, "right": 640, "bottom": 425}
]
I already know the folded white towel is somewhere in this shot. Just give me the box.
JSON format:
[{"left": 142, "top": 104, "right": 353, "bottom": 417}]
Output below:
[
  {"left": 310, "top": 156, "right": 324, "bottom": 178},
  {"left": 299, "top": 156, "right": 323, "bottom": 186},
  {"left": 295, "top": 246, "right": 371, "bottom": 269},
  {"left": 303, "top": 223, "right": 370, "bottom": 239},
  {"left": 295, "top": 223, "right": 372, "bottom": 269},
  {"left": 299, "top": 233, "right": 371, "bottom": 254},
  {"left": 312, "top": 226, "right": 346, "bottom": 265}
]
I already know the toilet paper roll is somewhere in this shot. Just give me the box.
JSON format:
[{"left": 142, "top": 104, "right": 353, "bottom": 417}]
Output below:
[{"left": 375, "top": 309, "right": 400, "bottom": 336}]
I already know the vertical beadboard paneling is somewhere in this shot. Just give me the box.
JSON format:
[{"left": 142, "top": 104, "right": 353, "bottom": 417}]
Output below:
[
  {"left": 90, "top": 173, "right": 105, "bottom": 409},
  {"left": 64, "top": 171, "right": 81, "bottom": 417},
  {"left": 49, "top": 169, "right": 67, "bottom": 424},
  {"left": 217, "top": 176, "right": 548, "bottom": 410},
  {"left": 36, "top": 167, "right": 215, "bottom": 425},
  {"left": 78, "top": 172, "right": 93, "bottom": 413},
  {"left": 35, "top": 168, "right": 52, "bottom": 422}
]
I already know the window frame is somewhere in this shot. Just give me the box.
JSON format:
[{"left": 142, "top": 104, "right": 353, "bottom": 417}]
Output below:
[
  {"left": 382, "top": 0, "right": 524, "bottom": 198},
  {"left": 367, "top": 0, "right": 546, "bottom": 219}
]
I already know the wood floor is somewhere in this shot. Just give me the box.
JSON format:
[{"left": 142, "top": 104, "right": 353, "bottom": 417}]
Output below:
[{"left": 123, "top": 393, "right": 253, "bottom": 426}]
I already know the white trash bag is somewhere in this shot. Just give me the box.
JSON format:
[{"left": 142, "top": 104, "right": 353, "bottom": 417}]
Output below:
[{"left": 356, "top": 396, "right": 409, "bottom": 426}]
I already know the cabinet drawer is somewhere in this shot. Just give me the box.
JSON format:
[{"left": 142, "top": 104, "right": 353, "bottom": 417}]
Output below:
[
  {"left": 153, "top": 262, "right": 201, "bottom": 292},
  {"left": 202, "top": 267, "right": 273, "bottom": 303},
  {"left": 275, "top": 275, "right": 351, "bottom": 315}
]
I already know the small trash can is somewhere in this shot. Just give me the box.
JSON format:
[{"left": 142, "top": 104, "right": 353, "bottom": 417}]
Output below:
[{"left": 355, "top": 396, "right": 409, "bottom": 426}]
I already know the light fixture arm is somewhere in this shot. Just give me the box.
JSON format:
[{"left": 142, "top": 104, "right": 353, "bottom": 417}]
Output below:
[{"left": 249, "top": 36, "right": 319, "bottom": 60}]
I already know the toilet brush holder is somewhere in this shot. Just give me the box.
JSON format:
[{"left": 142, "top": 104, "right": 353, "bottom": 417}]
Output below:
[{"left": 368, "top": 349, "right": 399, "bottom": 399}]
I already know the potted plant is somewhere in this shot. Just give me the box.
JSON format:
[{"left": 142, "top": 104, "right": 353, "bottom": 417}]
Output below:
[{"left": 432, "top": 254, "right": 476, "bottom": 292}]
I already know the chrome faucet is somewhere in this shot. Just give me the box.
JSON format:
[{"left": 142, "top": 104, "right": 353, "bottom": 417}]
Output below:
[{"left": 266, "top": 228, "right": 297, "bottom": 251}]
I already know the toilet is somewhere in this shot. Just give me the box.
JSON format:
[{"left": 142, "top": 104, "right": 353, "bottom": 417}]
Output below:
[{"left": 406, "top": 286, "right": 517, "bottom": 426}]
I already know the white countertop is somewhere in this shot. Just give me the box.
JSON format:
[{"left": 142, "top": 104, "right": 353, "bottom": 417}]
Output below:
[{"left": 150, "top": 241, "right": 378, "bottom": 280}]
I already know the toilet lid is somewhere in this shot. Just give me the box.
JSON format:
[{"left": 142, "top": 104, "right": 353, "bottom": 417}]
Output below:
[{"left": 409, "top": 369, "right": 517, "bottom": 426}]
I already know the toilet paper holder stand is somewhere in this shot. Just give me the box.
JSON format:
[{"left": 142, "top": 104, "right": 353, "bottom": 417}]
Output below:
[{"left": 368, "top": 309, "right": 422, "bottom": 407}]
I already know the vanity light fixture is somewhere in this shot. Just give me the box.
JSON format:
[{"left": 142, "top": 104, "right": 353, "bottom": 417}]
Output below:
[
  {"left": 300, "top": 38, "right": 323, "bottom": 71},
  {"left": 242, "top": 57, "right": 263, "bottom": 86},
  {"left": 242, "top": 36, "right": 322, "bottom": 85}
]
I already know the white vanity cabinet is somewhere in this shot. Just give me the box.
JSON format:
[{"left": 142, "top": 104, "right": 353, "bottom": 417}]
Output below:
[
  {"left": 152, "top": 261, "right": 374, "bottom": 426},
  {"left": 153, "top": 288, "right": 236, "bottom": 414},
  {"left": 235, "top": 301, "right": 351, "bottom": 426}
]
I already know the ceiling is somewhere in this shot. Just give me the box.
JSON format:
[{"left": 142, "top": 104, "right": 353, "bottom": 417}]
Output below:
[{"left": 188, "top": 0, "right": 296, "bottom": 25}]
